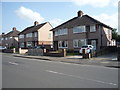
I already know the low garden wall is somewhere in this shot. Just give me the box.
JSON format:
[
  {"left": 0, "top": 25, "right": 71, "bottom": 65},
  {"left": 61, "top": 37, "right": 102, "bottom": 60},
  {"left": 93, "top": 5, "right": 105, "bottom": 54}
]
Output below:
[
  {"left": 28, "top": 48, "right": 43, "bottom": 56},
  {"left": 2, "top": 49, "right": 14, "bottom": 53},
  {"left": 19, "top": 48, "right": 28, "bottom": 54},
  {"left": 44, "top": 49, "right": 66, "bottom": 57},
  {"left": 97, "top": 46, "right": 117, "bottom": 56}
]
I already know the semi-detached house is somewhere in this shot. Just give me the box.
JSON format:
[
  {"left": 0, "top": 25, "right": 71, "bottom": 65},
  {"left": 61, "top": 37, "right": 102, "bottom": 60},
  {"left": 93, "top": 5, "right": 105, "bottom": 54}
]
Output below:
[
  {"left": 0, "top": 27, "right": 20, "bottom": 49},
  {"left": 18, "top": 21, "right": 53, "bottom": 49},
  {"left": 51, "top": 10, "right": 114, "bottom": 53}
]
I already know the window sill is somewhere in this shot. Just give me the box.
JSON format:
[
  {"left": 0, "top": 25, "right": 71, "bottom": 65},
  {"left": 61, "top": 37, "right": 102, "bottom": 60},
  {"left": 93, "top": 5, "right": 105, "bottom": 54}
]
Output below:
[
  {"left": 90, "top": 31, "right": 96, "bottom": 33},
  {"left": 73, "top": 32, "right": 86, "bottom": 34},
  {"left": 55, "top": 34, "right": 67, "bottom": 36},
  {"left": 74, "top": 47, "right": 81, "bottom": 48},
  {"left": 59, "top": 47, "right": 68, "bottom": 48}
]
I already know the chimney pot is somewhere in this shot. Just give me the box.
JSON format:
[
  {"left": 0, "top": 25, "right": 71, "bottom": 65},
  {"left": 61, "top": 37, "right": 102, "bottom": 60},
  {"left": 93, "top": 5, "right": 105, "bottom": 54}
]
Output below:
[
  {"left": 13, "top": 27, "right": 16, "bottom": 31},
  {"left": 77, "top": 10, "right": 84, "bottom": 17},
  {"left": 2, "top": 33, "right": 5, "bottom": 35},
  {"left": 34, "top": 21, "right": 39, "bottom": 26}
]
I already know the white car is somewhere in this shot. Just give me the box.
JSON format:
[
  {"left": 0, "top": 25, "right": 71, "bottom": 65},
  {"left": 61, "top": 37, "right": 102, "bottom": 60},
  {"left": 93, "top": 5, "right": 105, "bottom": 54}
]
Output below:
[
  {"left": 0, "top": 46, "right": 6, "bottom": 50},
  {"left": 79, "top": 45, "right": 94, "bottom": 54}
]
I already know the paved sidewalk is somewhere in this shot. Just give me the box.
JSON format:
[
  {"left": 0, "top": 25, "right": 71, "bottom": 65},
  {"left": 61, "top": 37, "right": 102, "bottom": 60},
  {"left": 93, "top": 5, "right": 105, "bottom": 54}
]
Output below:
[{"left": 8, "top": 53, "right": 119, "bottom": 68}]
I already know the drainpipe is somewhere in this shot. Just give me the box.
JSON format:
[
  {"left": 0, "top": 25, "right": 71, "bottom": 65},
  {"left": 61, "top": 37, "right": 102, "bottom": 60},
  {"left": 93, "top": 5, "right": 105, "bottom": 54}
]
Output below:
[
  {"left": 86, "top": 26, "right": 89, "bottom": 45},
  {"left": 100, "top": 25, "right": 103, "bottom": 48}
]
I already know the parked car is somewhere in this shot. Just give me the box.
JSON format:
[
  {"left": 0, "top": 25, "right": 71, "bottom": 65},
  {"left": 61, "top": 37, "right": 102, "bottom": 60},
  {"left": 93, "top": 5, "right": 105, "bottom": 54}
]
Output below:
[
  {"left": 0, "top": 46, "right": 7, "bottom": 52},
  {"left": 79, "top": 45, "right": 94, "bottom": 54}
]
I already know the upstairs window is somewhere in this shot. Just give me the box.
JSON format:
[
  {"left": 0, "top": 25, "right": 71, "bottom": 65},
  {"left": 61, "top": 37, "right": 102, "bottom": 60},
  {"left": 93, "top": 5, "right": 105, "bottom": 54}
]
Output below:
[
  {"left": 34, "top": 32, "right": 37, "bottom": 37},
  {"left": 26, "top": 33, "right": 32, "bottom": 38},
  {"left": 73, "top": 26, "right": 86, "bottom": 33},
  {"left": 55, "top": 31, "right": 58, "bottom": 36},
  {"left": 55, "top": 28, "right": 68, "bottom": 36},
  {"left": 1, "top": 38, "right": 4, "bottom": 40},
  {"left": 90, "top": 25, "right": 96, "bottom": 32},
  {"left": 19, "top": 34, "right": 24, "bottom": 38},
  {"left": 5, "top": 37, "right": 8, "bottom": 40},
  {"left": 59, "top": 29, "right": 67, "bottom": 35},
  {"left": 48, "top": 33, "right": 52, "bottom": 39},
  {"left": 8, "top": 37, "right": 12, "bottom": 39}
]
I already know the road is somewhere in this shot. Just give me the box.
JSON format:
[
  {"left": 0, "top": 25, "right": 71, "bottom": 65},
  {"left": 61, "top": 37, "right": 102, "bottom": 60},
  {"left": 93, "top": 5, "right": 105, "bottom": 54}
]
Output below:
[{"left": 2, "top": 53, "right": 118, "bottom": 88}]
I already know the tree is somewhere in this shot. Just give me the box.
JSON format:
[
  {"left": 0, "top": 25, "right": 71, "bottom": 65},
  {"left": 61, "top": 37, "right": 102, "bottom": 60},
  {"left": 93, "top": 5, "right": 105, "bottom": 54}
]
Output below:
[{"left": 112, "top": 28, "right": 120, "bottom": 42}]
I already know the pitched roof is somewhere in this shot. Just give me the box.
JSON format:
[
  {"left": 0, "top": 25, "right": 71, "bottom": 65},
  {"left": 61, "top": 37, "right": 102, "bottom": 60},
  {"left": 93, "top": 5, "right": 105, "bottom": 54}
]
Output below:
[
  {"left": 19, "top": 22, "right": 47, "bottom": 35},
  {"left": 4, "top": 30, "right": 20, "bottom": 37},
  {"left": 50, "top": 14, "right": 112, "bottom": 31}
]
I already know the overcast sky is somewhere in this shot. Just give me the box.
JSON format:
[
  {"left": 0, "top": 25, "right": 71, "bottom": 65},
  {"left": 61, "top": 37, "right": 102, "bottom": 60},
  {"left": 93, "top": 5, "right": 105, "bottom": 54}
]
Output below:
[{"left": 1, "top": 0, "right": 119, "bottom": 34}]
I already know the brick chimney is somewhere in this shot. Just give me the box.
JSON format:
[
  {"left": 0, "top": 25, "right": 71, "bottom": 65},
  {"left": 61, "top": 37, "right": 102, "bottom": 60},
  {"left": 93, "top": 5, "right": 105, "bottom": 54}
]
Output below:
[
  {"left": 34, "top": 21, "right": 39, "bottom": 26},
  {"left": 2, "top": 33, "right": 5, "bottom": 35},
  {"left": 77, "top": 10, "right": 84, "bottom": 17},
  {"left": 12, "top": 27, "right": 16, "bottom": 31}
]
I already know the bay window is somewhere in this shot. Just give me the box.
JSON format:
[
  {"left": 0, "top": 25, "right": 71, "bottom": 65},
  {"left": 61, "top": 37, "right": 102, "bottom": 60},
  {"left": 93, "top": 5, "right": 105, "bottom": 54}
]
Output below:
[
  {"left": 20, "top": 42, "right": 24, "bottom": 48},
  {"left": 26, "top": 42, "right": 33, "bottom": 47},
  {"left": 58, "top": 41, "right": 68, "bottom": 48},
  {"left": 73, "top": 39, "right": 86, "bottom": 47}
]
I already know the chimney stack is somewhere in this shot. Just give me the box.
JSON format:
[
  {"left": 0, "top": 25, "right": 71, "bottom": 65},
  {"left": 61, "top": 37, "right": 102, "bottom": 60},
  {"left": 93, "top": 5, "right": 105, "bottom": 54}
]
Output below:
[
  {"left": 2, "top": 33, "right": 5, "bottom": 35},
  {"left": 12, "top": 27, "right": 16, "bottom": 31},
  {"left": 34, "top": 21, "right": 39, "bottom": 26},
  {"left": 77, "top": 10, "right": 84, "bottom": 17}
]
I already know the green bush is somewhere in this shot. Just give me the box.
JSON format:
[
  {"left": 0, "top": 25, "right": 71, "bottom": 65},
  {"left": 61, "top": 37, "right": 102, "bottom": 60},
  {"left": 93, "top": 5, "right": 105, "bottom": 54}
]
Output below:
[{"left": 10, "top": 46, "right": 16, "bottom": 49}]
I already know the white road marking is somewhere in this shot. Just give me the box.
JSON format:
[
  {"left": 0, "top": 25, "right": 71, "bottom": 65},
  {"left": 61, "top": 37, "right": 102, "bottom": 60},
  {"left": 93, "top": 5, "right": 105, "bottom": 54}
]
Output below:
[
  {"left": 46, "top": 70, "right": 117, "bottom": 86},
  {"left": 8, "top": 62, "right": 19, "bottom": 65}
]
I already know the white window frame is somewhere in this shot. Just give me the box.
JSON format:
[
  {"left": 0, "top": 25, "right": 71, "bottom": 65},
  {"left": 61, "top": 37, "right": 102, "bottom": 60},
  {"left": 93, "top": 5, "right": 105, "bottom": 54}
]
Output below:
[
  {"left": 55, "top": 28, "right": 68, "bottom": 36},
  {"left": 90, "top": 25, "right": 96, "bottom": 32},
  {"left": 73, "top": 39, "right": 86, "bottom": 48},
  {"left": 1, "top": 38, "right": 4, "bottom": 40},
  {"left": 48, "top": 33, "right": 51, "bottom": 39},
  {"left": 73, "top": 40, "right": 78, "bottom": 47},
  {"left": 26, "top": 33, "right": 32, "bottom": 38},
  {"left": 58, "top": 41, "right": 68, "bottom": 48},
  {"left": 55, "top": 31, "right": 58, "bottom": 36},
  {"left": 9, "top": 37, "right": 12, "bottom": 39},
  {"left": 5, "top": 37, "right": 8, "bottom": 40},
  {"left": 34, "top": 32, "right": 37, "bottom": 37},
  {"left": 26, "top": 41, "right": 33, "bottom": 47},
  {"left": 73, "top": 26, "right": 86, "bottom": 33},
  {"left": 19, "top": 34, "right": 24, "bottom": 38},
  {"left": 20, "top": 42, "right": 25, "bottom": 48}
]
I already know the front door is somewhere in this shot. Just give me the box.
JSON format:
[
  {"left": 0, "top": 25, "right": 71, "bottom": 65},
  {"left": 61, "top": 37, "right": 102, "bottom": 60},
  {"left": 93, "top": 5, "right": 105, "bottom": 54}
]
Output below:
[
  {"left": 91, "top": 40, "right": 96, "bottom": 50},
  {"left": 53, "top": 41, "right": 58, "bottom": 50}
]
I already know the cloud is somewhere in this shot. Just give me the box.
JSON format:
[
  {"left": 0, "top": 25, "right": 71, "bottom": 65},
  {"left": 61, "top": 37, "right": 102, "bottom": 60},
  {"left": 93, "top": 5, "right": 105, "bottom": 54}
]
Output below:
[
  {"left": 15, "top": 6, "right": 63, "bottom": 27},
  {"left": 71, "top": 0, "right": 119, "bottom": 7},
  {"left": 15, "top": 6, "right": 44, "bottom": 23},
  {"left": 92, "top": 13, "right": 118, "bottom": 29},
  {"left": 49, "top": 18, "right": 63, "bottom": 27}
]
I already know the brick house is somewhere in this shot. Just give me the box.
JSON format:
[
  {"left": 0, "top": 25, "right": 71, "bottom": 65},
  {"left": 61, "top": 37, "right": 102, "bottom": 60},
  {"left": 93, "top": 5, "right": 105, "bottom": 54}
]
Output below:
[
  {"left": 50, "top": 10, "right": 113, "bottom": 52},
  {"left": 18, "top": 21, "right": 53, "bottom": 49},
  {"left": 0, "top": 27, "right": 20, "bottom": 49},
  {"left": 0, "top": 33, "right": 5, "bottom": 46}
]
